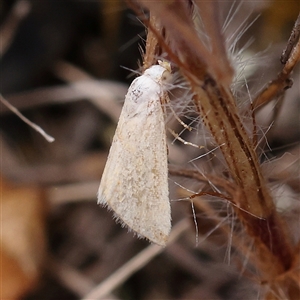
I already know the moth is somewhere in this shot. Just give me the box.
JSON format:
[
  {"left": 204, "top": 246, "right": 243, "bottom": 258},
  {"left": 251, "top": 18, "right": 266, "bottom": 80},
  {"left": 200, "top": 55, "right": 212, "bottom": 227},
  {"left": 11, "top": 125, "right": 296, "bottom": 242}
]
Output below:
[{"left": 98, "top": 61, "right": 172, "bottom": 246}]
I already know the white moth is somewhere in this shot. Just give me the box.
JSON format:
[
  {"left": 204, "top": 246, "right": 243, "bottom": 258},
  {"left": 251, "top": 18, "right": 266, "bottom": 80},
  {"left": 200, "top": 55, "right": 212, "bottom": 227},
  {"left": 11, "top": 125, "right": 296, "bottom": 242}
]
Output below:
[{"left": 97, "top": 62, "right": 172, "bottom": 246}]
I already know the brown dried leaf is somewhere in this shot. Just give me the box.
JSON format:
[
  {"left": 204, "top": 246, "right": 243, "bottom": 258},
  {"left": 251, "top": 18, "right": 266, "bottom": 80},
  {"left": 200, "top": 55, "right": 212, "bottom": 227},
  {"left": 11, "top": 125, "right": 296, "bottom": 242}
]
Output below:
[{"left": 1, "top": 177, "right": 46, "bottom": 299}]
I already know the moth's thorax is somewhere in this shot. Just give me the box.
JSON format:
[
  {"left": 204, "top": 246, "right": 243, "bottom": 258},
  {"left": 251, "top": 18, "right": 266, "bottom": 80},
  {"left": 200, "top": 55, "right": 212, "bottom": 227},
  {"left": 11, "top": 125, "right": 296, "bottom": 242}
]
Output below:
[
  {"left": 143, "top": 65, "right": 172, "bottom": 86},
  {"left": 123, "top": 65, "right": 171, "bottom": 117}
]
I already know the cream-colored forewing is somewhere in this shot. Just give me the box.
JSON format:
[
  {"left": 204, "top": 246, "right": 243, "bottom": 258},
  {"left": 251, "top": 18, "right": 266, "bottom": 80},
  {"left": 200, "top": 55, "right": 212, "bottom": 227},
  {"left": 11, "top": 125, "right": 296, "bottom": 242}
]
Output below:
[{"left": 98, "top": 64, "right": 171, "bottom": 246}]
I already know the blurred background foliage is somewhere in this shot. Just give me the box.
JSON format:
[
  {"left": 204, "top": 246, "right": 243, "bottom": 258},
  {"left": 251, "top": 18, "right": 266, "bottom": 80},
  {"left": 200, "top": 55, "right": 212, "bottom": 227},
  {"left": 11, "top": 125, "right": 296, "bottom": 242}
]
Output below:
[{"left": 0, "top": 1, "right": 299, "bottom": 299}]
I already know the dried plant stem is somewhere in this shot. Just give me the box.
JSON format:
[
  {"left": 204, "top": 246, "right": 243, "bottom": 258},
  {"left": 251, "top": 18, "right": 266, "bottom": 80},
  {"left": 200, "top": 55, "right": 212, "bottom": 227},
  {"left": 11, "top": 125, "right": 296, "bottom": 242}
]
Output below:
[
  {"left": 0, "top": 93, "right": 55, "bottom": 142},
  {"left": 192, "top": 82, "right": 294, "bottom": 275},
  {"left": 142, "top": 15, "right": 164, "bottom": 71},
  {"left": 253, "top": 13, "right": 300, "bottom": 110},
  {"left": 281, "top": 12, "right": 300, "bottom": 64},
  {"left": 130, "top": 0, "right": 299, "bottom": 297}
]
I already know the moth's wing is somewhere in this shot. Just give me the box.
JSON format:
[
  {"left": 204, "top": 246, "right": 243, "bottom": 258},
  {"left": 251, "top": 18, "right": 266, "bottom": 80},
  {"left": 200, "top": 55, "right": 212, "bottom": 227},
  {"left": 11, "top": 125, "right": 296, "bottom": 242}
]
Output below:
[{"left": 98, "top": 93, "right": 170, "bottom": 246}]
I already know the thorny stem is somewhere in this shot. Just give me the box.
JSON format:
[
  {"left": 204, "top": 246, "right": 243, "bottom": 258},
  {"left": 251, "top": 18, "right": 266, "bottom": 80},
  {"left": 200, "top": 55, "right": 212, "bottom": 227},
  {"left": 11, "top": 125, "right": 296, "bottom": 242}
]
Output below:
[
  {"left": 192, "top": 81, "right": 294, "bottom": 278},
  {"left": 131, "top": 0, "right": 299, "bottom": 294}
]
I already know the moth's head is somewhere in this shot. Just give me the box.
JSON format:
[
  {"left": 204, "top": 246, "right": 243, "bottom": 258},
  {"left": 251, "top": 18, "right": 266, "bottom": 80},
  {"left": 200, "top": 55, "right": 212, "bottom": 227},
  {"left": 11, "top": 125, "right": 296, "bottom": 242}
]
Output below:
[
  {"left": 159, "top": 60, "right": 173, "bottom": 84},
  {"left": 144, "top": 61, "right": 173, "bottom": 86}
]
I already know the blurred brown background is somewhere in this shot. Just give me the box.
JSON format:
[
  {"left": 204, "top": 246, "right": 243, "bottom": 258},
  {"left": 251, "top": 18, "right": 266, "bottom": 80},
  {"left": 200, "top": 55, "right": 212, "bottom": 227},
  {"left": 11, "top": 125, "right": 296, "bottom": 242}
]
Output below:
[{"left": 1, "top": 0, "right": 299, "bottom": 299}]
